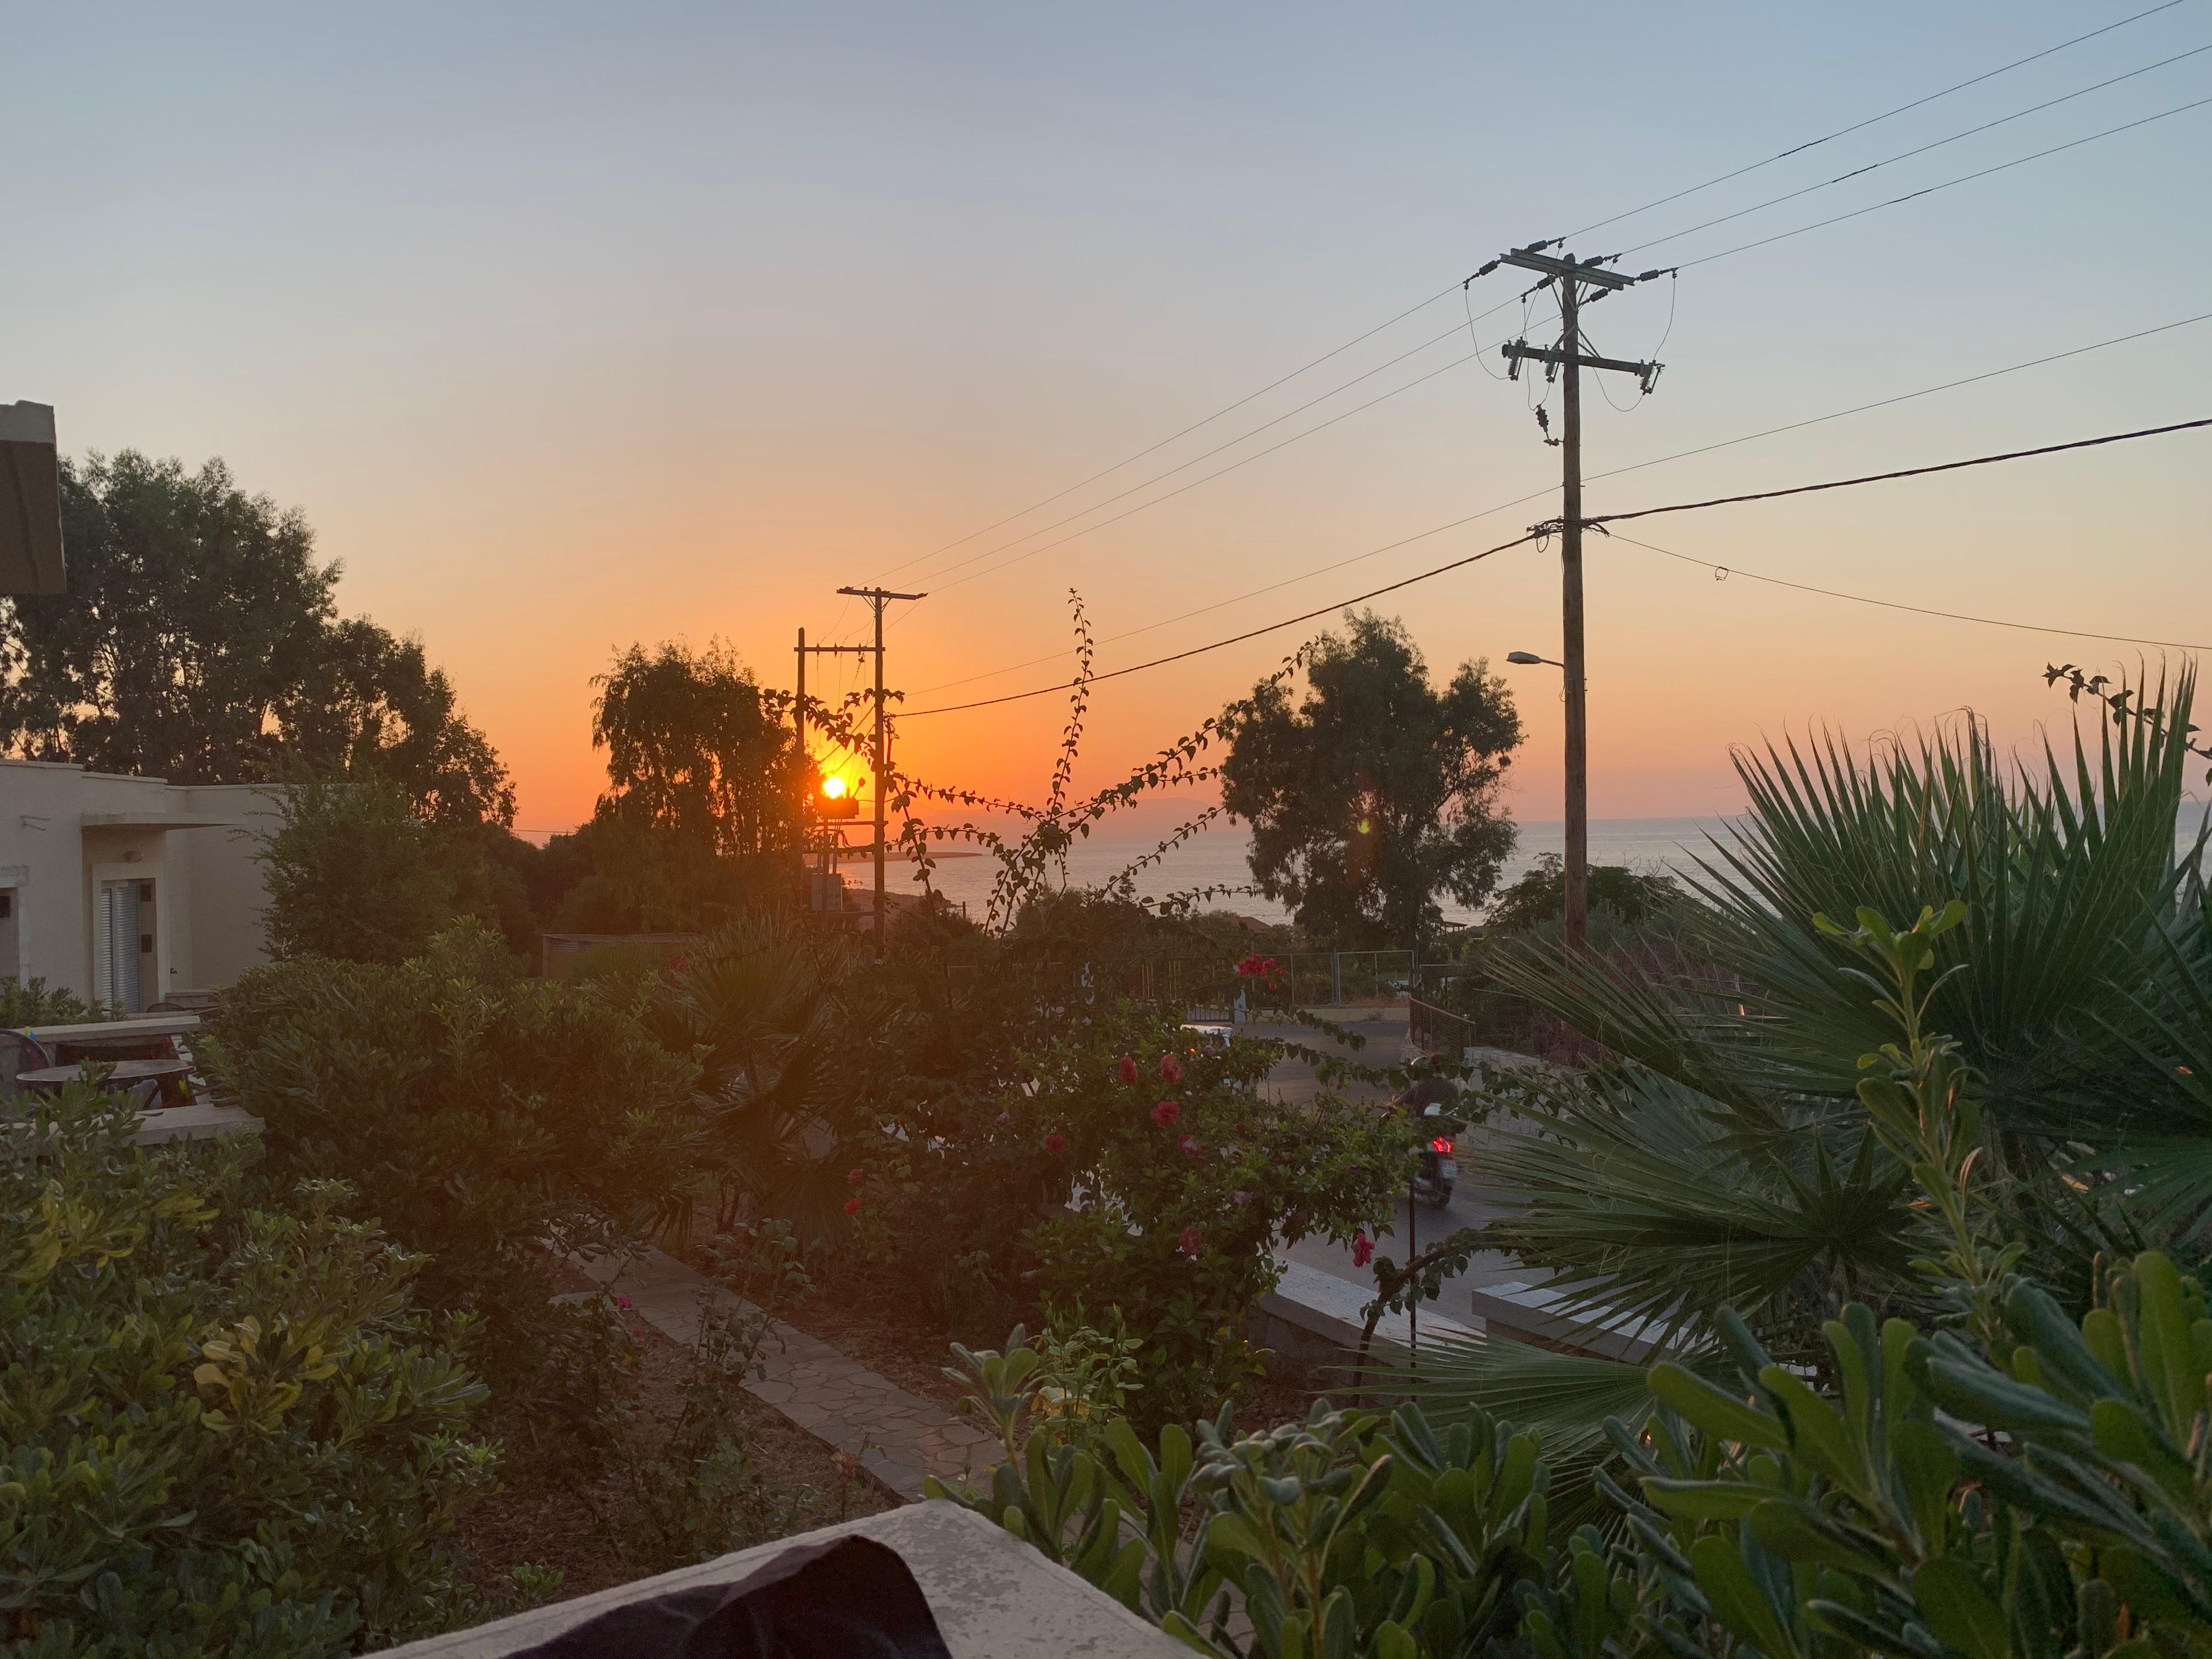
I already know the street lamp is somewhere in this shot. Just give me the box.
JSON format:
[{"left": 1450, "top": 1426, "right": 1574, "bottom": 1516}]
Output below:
[{"left": 1504, "top": 647, "right": 1587, "bottom": 947}]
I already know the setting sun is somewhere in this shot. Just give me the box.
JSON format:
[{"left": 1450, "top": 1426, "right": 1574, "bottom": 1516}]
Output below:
[{"left": 821, "top": 775, "right": 847, "bottom": 799}]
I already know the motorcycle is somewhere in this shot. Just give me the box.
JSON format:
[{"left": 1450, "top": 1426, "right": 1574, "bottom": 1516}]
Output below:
[{"left": 1411, "top": 1099, "right": 1458, "bottom": 1210}]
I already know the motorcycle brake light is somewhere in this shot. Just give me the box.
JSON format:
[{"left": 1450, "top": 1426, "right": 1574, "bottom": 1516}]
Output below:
[{"left": 1430, "top": 1136, "right": 1454, "bottom": 1155}]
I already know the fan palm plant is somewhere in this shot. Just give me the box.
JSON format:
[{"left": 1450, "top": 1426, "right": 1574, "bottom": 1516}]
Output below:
[
  {"left": 644, "top": 916, "right": 866, "bottom": 1241},
  {"left": 1404, "top": 669, "right": 2209, "bottom": 1442}
]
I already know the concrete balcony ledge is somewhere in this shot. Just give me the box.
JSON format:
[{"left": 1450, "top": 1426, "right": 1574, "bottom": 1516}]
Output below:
[{"left": 372, "top": 1500, "right": 1186, "bottom": 1658}]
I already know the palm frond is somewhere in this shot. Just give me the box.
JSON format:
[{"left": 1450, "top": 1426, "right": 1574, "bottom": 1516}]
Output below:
[{"left": 1472, "top": 1064, "right": 1918, "bottom": 1357}]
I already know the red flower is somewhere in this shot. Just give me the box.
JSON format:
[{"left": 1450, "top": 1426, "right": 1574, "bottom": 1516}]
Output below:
[
  {"left": 1177, "top": 1225, "right": 1203, "bottom": 1257},
  {"left": 1351, "top": 1230, "right": 1375, "bottom": 1268},
  {"left": 843, "top": 1196, "right": 862, "bottom": 1218},
  {"left": 1043, "top": 1133, "right": 1068, "bottom": 1155},
  {"left": 668, "top": 954, "right": 689, "bottom": 973},
  {"left": 1116, "top": 1054, "right": 1139, "bottom": 1085},
  {"left": 1159, "top": 1053, "right": 1184, "bottom": 1084},
  {"left": 1178, "top": 1134, "right": 1203, "bottom": 1160},
  {"left": 847, "top": 1167, "right": 866, "bottom": 1184},
  {"left": 1150, "top": 1100, "right": 1181, "bottom": 1129}
]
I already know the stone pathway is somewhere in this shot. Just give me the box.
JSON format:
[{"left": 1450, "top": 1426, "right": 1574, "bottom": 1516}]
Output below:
[{"left": 573, "top": 1246, "right": 999, "bottom": 1502}]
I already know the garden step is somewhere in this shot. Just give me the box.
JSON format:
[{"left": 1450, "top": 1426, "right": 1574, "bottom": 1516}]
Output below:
[{"left": 572, "top": 1246, "right": 996, "bottom": 1502}]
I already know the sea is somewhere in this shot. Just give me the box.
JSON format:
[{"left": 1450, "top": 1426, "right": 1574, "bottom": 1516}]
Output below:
[
  {"left": 872, "top": 814, "right": 1737, "bottom": 928},
  {"left": 867, "top": 801, "right": 2212, "bottom": 928}
]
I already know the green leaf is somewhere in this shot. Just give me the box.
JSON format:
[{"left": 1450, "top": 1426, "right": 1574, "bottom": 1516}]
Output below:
[
  {"left": 1891, "top": 1420, "right": 1959, "bottom": 1550},
  {"left": 1641, "top": 1478, "right": 1770, "bottom": 1522},
  {"left": 1910, "top": 1559, "right": 2007, "bottom": 1659},
  {"left": 1691, "top": 1533, "right": 1798, "bottom": 1659},
  {"left": 1745, "top": 1498, "right": 1897, "bottom": 1582},
  {"left": 1647, "top": 1364, "right": 1786, "bottom": 1451}
]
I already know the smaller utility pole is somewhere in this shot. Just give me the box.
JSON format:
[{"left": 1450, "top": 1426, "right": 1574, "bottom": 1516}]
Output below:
[
  {"left": 833, "top": 586, "right": 925, "bottom": 947},
  {"left": 796, "top": 627, "right": 874, "bottom": 913},
  {"left": 1486, "top": 242, "right": 1667, "bottom": 950}
]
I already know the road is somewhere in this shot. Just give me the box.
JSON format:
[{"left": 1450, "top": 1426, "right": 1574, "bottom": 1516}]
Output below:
[{"left": 1244, "top": 1014, "right": 1541, "bottom": 1323}]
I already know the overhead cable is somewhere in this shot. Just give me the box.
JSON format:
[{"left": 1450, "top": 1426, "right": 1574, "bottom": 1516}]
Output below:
[
  {"left": 1606, "top": 529, "right": 2212, "bottom": 652},
  {"left": 866, "top": 3, "right": 2185, "bottom": 596},
  {"left": 910, "top": 303, "right": 1515, "bottom": 588},
  {"left": 1618, "top": 40, "right": 2212, "bottom": 259},
  {"left": 870, "top": 284, "right": 1469, "bottom": 581},
  {"left": 1581, "top": 417, "right": 2212, "bottom": 527},
  {"left": 907, "top": 309, "right": 2212, "bottom": 696},
  {"left": 1679, "top": 92, "right": 2212, "bottom": 269},
  {"left": 900, "top": 414, "right": 2212, "bottom": 718},
  {"left": 1564, "top": 0, "right": 2187, "bottom": 241},
  {"left": 900, "top": 532, "right": 1544, "bottom": 717}
]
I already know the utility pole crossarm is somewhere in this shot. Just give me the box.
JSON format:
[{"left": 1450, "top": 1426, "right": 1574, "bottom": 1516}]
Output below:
[{"left": 1500, "top": 341, "right": 1663, "bottom": 392}]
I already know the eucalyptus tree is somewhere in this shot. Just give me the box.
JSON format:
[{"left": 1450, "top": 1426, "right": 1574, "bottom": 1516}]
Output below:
[{"left": 1221, "top": 611, "right": 1522, "bottom": 950}]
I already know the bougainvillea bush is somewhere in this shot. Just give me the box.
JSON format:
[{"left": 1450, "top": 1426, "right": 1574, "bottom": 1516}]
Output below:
[{"left": 1012, "top": 1008, "right": 1408, "bottom": 1426}]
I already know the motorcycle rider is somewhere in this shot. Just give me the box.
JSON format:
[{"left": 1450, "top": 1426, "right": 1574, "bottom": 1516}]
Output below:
[{"left": 1398, "top": 1058, "right": 1462, "bottom": 1209}]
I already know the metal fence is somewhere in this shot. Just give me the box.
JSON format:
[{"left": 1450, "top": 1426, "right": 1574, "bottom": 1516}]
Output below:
[
  {"left": 1408, "top": 997, "right": 1483, "bottom": 1058},
  {"left": 947, "top": 949, "right": 1447, "bottom": 1019}
]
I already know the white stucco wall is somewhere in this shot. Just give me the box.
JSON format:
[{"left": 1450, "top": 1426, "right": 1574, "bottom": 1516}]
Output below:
[{"left": 0, "top": 760, "right": 280, "bottom": 1003}]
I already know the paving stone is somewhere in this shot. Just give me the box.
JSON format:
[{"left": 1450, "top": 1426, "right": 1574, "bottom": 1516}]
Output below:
[{"left": 577, "top": 1245, "right": 998, "bottom": 1502}]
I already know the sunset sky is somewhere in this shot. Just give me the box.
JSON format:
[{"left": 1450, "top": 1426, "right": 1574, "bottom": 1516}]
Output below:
[{"left": 6, "top": 2, "right": 2207, "bottom": 833}]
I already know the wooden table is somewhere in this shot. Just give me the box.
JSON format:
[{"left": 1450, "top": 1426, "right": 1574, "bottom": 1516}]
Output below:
[{"left": 17, "top": 1059, "right": 194, "bottom": 1108}]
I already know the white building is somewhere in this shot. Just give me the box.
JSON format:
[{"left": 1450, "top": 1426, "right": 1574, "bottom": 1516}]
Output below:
[{"left": 0, "top": 760, "right": 278, "bottom": 1012}]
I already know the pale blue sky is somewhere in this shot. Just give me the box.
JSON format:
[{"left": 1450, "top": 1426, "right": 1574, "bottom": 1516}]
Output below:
[{"left": 5, "top": 3, "right": 2207, "bottom": 822}]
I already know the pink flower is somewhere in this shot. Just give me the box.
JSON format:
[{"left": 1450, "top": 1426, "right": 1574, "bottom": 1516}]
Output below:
[
  {"left": 847, "top": 1167, "right": 866, "bottom": 1184},
  {"left": 1177, "top": 1225, "right": 1202, "bottom": 1257},
  {"left": 1351, "top": 1231, "right": 1375, "bottom": 1268},
  {"left": 995, "top": 1111, "right": 1014, "bottom": 1128},
  {"left": 1150, "top": 1101, "right": 1181, "bottom": 1129},
  {"left": 1232, "top": 1190, "right": 1253, "bottom": 1207},
  {"left": 616, "top": 1294, "right": 634, "bottom": 1310},
  {"left": 1160, "top": 1053, "right": 1184, "bottom": 1084},
  {"left": 1116, "top": 1054, "right": 1139, "bottom": 1085},
  {"left": 843, "top": 1196, "right": 862, "bottom": 1218},
  {"left": 1178, "top": 1134, "right": 1203, "bottom": 1160},
  {"left": 1043, "top": 1133, "right": 1068, "bottom": 1155}
]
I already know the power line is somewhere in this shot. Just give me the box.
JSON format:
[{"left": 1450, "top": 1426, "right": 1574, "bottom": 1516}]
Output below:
[
  {"left": 1564, "top": 0, "right": 2188, "bottom": 241},
  {"left": 902, "top": 302, "right": 1516, "bottom": 589},
  {"left": 917, "top": 342, "right": 1497, "bottom": 600},
  {"left": 1605, "top": 528, "right": 2212, "bottom": 652},
  {"left": 1678, "top": 91, "right": 2212, "bottom": 269},
  {"left": 906, "top": 308, "right": 2212, "bottom": 696},
  {"left": 896, "top": 88, "right": 2211, "bottom": 630},
  {"left": 900, "top": 533, "right": 1544, "bottom": 717},
  {"left": 1582, "top": 416, "right": 2212, "bottom": 528},
  {"left": 1618, "top": 40, "right": 2212, "bottom": 259},
  {"left": 869, "top": 283, "right": 1468, "bottom": 581},
  {"left": 864, "top": 4, "right": 2187, "bottom": 601},
  {"left": 900, "top": 414, "right": 2212, "bottom": 719}
]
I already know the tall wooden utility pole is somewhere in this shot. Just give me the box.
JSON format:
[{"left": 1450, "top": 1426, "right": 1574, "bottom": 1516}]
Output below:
[
  {"left": 1489, "top": 242, "right": 1667, "bottom": 950},
  {"left": 833, "top": 586, "right": 924, "bottom": 947}
]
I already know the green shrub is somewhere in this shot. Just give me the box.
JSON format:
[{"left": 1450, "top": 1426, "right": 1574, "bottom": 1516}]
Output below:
[
  {"left": 207, "top": 921, "right": 702, "bottom": 1459},
  {"left": 0, "top": 977, "right": 108, "bottom": 1026},
  {"left": 932, "top": 1330, "right": 1555, "bottom": 1656},
  {"left": 0, "top": 1087, "right": 495, "bottom": 1657},
  {"left": 258, "top": 771, "right": 458, "bottom": 967}
]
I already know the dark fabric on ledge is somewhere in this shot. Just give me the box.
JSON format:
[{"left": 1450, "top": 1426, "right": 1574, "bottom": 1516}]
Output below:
[{"left": 513, "top": 1535, "right": 954, "bottom": 1659}]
